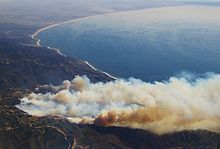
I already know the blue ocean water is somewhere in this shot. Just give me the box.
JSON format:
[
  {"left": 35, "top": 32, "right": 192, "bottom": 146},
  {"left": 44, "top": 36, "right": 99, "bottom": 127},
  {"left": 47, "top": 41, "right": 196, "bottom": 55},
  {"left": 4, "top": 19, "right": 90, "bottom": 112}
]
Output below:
[{"left": 38, "top": 6, "right": 220, "bottom": 81}]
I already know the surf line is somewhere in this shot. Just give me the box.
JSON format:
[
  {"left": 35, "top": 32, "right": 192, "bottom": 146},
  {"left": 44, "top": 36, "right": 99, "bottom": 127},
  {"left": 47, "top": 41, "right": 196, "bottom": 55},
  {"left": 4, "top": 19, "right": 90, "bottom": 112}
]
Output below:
[
  {"left": 30, "top": 12, "right": 127, "bottom": 80},
  {"left": 31, "top": 5, "right": 180, "bottom": 46},
  {"left": 31, "top": 6, "right": 188, "bottom": 80},
  {"left": 31, "top": 6, "right": 198, "bottom": 79}
]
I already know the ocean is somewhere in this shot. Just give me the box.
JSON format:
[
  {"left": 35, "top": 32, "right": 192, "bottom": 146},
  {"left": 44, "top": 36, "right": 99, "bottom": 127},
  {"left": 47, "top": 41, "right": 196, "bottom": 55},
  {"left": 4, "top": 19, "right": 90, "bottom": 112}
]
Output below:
[{"left": 37, "top": 6, "right": 220, "bottom": 81}]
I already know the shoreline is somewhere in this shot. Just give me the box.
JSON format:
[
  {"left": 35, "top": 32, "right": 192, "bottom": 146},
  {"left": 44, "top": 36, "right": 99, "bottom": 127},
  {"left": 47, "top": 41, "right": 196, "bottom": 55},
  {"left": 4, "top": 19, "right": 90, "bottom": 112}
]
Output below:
[
  {"left": 30, "top": 5, "right": 209, "bottom": 42},
  {"left": 31, "top": 11, "right": 124, "bottom": 80},
  {"left": 31, "top": 11, "right": 123, "bottom": 46},
  {"left": 30, "top": 5, "right": 210, "bottom": 81},
  {"left": 31, "top": 5, "right": 195, "bottom": 45}
]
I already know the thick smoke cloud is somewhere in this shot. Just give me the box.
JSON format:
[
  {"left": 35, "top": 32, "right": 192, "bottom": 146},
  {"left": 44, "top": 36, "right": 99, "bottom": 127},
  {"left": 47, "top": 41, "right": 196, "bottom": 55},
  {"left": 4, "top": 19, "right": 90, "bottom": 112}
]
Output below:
[{"left": 16, "top": 74, "right": 220, "bottom": 134}]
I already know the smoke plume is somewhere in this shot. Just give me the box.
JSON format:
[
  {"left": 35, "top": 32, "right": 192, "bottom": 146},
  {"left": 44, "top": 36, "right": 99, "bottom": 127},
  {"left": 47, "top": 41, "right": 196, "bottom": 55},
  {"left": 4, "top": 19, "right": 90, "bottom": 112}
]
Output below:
[{"left": 16, "top": 74, "right": 220, "bottom": 134}]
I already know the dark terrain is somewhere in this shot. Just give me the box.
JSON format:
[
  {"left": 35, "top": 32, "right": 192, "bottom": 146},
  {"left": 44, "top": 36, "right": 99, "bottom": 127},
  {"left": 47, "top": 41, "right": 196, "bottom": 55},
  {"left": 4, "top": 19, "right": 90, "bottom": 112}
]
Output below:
[
  {"left": 0, "top": 0, "right": 220, "bottom": 148},
  {"left": 1, "top": 100, "right": 220, "bottom": 149},
  {"left": 0, "top": 38, "right": 112, "bottom": 91}
]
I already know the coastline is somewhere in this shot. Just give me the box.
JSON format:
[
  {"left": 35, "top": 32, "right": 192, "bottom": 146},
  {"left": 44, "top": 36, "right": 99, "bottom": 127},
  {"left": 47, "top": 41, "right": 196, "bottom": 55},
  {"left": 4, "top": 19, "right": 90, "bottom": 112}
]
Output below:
[
  {"left": 30, "top": 5, "right": 190, "bottom": 45},
  {"left": 30, "top": 5, "right": 207, "bottom": 42},
  {"left": 30, "top": 5, "right": 209, "bottom": 81},
  {"left": 31, "top": 12, "right": 123, "bottom": 80},
  {"left": 31, "top": 12, "right": 122, "bottom": 46}
]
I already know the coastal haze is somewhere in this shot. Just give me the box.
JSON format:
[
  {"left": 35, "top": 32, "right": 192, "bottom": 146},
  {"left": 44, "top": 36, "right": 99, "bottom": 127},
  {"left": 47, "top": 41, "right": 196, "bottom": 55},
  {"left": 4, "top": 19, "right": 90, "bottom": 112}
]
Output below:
[
  {"left": 0, "top": 0, "right": 219, "bottom": 25},
  {"left": 0, "top": 0, "right": 184, "bottom": 25}
]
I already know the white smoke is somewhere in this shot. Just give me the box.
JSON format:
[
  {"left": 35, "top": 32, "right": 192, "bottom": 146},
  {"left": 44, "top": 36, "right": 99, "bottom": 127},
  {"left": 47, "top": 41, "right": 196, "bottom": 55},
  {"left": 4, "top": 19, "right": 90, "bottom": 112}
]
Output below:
[{"left": 16, "top": 73, "right": 220, "bottom": 134}]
